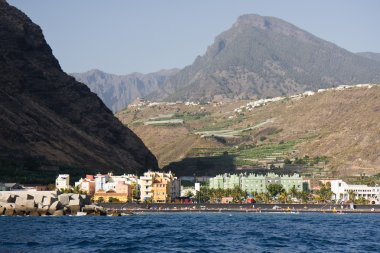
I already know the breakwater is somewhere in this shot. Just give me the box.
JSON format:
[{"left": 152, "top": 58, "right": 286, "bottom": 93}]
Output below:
[{"left": 0, "top": 191, "right": 106, "bottom": 216}]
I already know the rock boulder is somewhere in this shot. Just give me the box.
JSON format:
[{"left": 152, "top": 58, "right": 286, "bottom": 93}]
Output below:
[{"left": 58, "top": 194, "right": 71, "bottom": 206}]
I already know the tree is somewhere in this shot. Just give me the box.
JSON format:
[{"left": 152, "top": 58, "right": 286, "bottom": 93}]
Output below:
[
  {"left": 131, "top": 182, "right": 140, "bottom": 201},
  {"left": 348, "top": 190, "right": 356, "bottom": 202},
  {"left": 299, "top": 191, "right": 310, "bottom": 203},
  {"left": 195, "top": 187, "right": 210, "bottom": 203},
  {"left": 354, "top": 197, "right": 369, "bottom": 205},
  {"left": 185, "top": 191, "right": 194, "bottom": 198},
  {"left": 231, "top": 186, "right": 247, "bottom": 203},
  {"left": 319, "top": 183, "right": 333, "bottom": 203},
  {"left": 289, "top": 185, "right": 299, "bottom": 199},
  {"left": 278, "top": 191, "right": 288, "bottom": 203},
  {"left": 47, "top": 184, "right": 56, "bottom": 190},
  {"left": 108, "top": 197, "right": 120, "bottom": 203},
  {"left": 267, "top": 184, "right": 285, "bottom": 197}
]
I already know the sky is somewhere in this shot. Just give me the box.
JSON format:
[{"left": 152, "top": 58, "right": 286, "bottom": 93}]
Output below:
[{"left": 8, "top": 0, "right": 380, "bottom": 75}]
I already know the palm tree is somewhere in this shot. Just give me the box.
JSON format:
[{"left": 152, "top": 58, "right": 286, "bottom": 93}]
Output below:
[
  {"left": 279, "top": 191, "right": 288, "bottom": 203},
  {"left": 289, "top": 185, "right": 299, "bottom": 199},
  {"left": 262, "top": 192, "right": 271, "bottom": 203},
  {"left": 299, "top": 191, "right": 309, "bottom": 204},
  {"left": 348, "top": 190, "right": 356, "bottom": 202}
]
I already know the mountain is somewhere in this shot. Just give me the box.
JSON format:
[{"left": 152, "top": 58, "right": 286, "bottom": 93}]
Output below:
[
  {"left": 161, "top": 14, "right": 380, "bottom": 102},
  {"left": 71, "top": 68, "right": 179, "bottom": 113},
  {"left": 76, "top": 14, "right": 380, "bottom": 109},
  {"left": 357, "top": 52, "right": 380, "bottom": 63},
  {"left": 117, "top": 85, "right": 380, "bottom": 177},
  {"left": 0, "top": 0, "right": 158, "bottom": 183}
]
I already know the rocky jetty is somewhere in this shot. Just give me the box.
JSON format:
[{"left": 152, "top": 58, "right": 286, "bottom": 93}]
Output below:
[{"left": 0, "top": 191, "right": 106, "bottom": 216}]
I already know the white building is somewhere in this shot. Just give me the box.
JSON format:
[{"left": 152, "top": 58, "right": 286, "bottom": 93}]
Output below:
[
  {"left": 331, "top": 180, "right": 380, "bottom": 203},
  {"left": 55, "top": 174, "right": 70, "bottom": 190},
  {"left": 94, "top": 173, "right": 138, "bottom": 192},
  {"left": 180, "top": 183, "right": 201, "bottom": 197},
  {"left": 139, "top": 173, "right": 154, "bottom": 201}
]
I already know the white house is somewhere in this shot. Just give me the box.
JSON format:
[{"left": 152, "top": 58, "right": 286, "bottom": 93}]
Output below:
[
  {"left": 330, "top": 180, "right": 380, "bottom": 203},
  {"left": 55, "top": 174, "right": 70, "bottom": 190},
  {"left": 94, "top": 173, "right": 137, "bottom": 192}
]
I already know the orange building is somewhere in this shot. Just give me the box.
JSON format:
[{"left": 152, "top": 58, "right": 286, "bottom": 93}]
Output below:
[
  {"left": 75, "top": 175, "right": 96, "bottom": 195},
  {"left": 139, "top": 171, "right": 180, "bottom": 203},
  {"left": 152, "top": 177, "right": 171, "bottom": 203}
]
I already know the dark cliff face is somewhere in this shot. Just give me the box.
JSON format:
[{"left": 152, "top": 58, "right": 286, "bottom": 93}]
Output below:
[{"left": 0, "top": 0, "right": 158, "bottom": 181}]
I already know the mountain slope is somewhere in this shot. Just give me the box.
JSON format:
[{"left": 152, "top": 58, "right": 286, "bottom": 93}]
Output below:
[
  {"left": 117, "top": 85, "right": 380, "bottom": 177},
  {"left": 0, "top": 0, "right": 158, "bottom": 183},
  {"left": 71, "top": 69, "right": 178, "bottom": 113},
  {"left": 357, "top": 52, "right": 380, "bottom": 63},
  {"left": 161, "top": 14, "right": 380, "bottom": 101}
]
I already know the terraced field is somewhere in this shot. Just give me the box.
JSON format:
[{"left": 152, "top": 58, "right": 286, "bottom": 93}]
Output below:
[{"left": 116, "top": 86, "right": 380, "bottom": 177}]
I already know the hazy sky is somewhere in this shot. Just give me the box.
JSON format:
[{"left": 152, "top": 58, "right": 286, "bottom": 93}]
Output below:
[{"left": 8, "top": 0, "right": 380, "bottom": 75}]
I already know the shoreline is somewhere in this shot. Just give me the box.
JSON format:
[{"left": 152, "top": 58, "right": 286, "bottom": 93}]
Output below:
[
  {"left": 100, "top": 202, "right": 380, "bottom": 215},
  {"left": 1, "top": 209, "right": 379, "bottom": 216},
  {"left": 117, "top": 208, "right": 380, "bottom": 214}
]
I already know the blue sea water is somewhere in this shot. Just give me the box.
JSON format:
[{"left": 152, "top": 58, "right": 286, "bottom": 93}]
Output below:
[{"left": 1, "top": 212, "right": 379, "bottom": 252}]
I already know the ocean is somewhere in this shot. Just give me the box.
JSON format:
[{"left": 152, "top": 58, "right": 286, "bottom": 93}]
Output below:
[{"left": 1, "top": 212, "right": 379, "bottom": 252}]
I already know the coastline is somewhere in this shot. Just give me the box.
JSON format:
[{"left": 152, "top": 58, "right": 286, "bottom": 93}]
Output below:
[{"left": 101, "top": 203, "right": 380, "bottom": 215}]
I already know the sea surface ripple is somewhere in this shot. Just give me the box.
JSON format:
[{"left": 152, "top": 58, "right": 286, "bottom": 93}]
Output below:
[{"left": 1, "top": 212, "right": 380, "bottom": 252}]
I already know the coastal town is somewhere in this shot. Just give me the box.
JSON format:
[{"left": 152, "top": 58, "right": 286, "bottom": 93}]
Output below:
[{"left": 1, "top": 170, "right": 380, "bottom": 216}]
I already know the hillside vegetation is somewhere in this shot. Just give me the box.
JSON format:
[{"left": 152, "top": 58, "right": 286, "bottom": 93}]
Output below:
[{"left": 117, "top": 85, "right": 380, "bottom": 177}]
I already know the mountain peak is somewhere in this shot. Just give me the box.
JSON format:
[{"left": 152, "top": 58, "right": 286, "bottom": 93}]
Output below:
[
  {"left": 76, "top": 13, "right": 380, "bottom": 110},
  {"left": 234, "top": 14, "right": 274, "bottom": 28},
  {"left": 232, "top": 14, "right": 316, "bottom": 44}
]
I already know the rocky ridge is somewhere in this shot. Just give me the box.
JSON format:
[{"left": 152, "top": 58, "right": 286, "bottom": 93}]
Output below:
[{"left": 75, "top": 14, "right": 380, "bottom": 110}]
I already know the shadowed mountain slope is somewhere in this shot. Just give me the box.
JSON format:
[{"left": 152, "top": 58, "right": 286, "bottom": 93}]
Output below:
[{"left": 0, "top": 0, "right": 158, "bottom": 182}]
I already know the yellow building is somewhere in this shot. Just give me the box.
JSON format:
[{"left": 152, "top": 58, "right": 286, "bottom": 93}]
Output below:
[
  {"left": 93, "top": 190, "right": 130, "bottom": 203},
  {"left": 152, "top": 177, "right": 171, "bottom": 203},
  {"left": 139, "top": 171, "right": 180, "bottom": 203},
  {"left": 93, "top": 181, "right": 132, "bottom": 203}
]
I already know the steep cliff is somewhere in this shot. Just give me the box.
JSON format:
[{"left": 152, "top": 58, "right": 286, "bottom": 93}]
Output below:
[{"left": 0, "top": 0, "right": 158, "bottom": 182}]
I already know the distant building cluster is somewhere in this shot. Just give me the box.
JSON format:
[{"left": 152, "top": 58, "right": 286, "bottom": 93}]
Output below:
[
  {"left": 127, "top": 97, "right": 202, "bottom": 110},
  {"left": 4, "top": 170, "right": 380, "bottom": 205},
  {"left": 233, "top": 83, "right": 379, "bottom": 114},
  {"left": 56, "top": 171, "right": 181, "bottom": 203}
]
